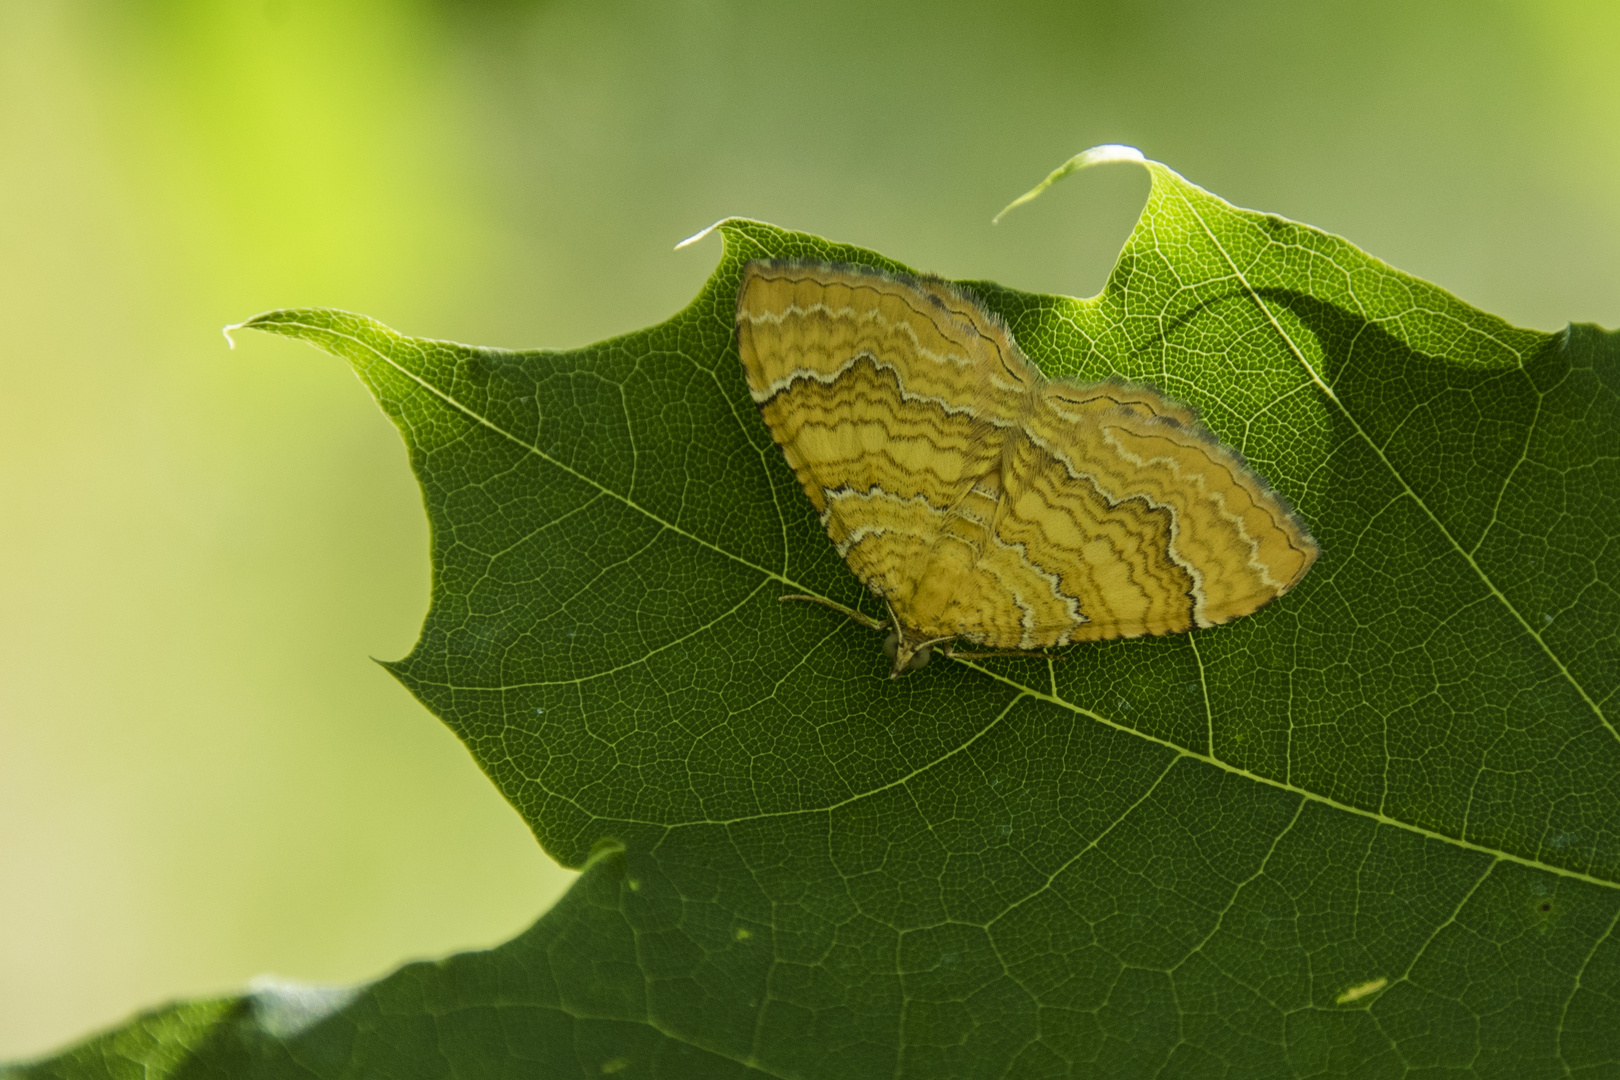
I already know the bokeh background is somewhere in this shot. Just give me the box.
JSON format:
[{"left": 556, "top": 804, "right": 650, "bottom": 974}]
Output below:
[{"left": 2, "top": 0, "right": 1616, "bottom": 1060}]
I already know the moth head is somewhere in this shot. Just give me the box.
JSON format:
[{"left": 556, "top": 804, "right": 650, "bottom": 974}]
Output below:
[{"left": 883, "top": 627, "right": 934, "bottom": 678}]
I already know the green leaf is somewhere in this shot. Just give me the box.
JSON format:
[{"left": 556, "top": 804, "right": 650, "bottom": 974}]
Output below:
[{"left": 18, "top": 151, "right": 1619, "bottom": 1078}]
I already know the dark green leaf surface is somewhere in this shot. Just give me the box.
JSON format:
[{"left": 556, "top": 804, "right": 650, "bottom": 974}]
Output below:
[{"left": 17, "top": 154, "right": 1619, "bottom": 1078}]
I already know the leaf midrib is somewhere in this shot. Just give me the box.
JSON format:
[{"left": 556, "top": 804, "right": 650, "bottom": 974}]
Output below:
[{"left": 262, "top": 314, "right": 1619, "bottom": 893}]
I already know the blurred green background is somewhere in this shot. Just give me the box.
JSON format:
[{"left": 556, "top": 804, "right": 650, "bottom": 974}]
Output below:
[{"left": 2, "top": 0, "right": 1615, "bottom": 1060}]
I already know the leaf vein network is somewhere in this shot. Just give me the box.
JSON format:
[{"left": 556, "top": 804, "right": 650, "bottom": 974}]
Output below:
[
  {"left": 274, "top": 315, "right": 1619, "bottom": 890},
  {"left": 1179, "top": 195, "right": 1614, "bottom": 743}
]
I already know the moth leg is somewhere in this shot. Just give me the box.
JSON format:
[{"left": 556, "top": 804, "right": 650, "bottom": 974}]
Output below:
[
  {"left": 779, "top": 594, "right": 890, "bottom": 633},
  {"left": 941, "top": 644, "right": 1060, "bottom": 663}
]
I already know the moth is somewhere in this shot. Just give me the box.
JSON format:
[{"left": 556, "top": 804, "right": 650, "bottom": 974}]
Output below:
[{"left": 736, "top": 259, "right": 1317, "bottom": 677}]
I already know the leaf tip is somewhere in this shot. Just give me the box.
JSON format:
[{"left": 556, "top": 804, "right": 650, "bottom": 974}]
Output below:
[
  {"left": 674, "top": 218, "right": 728, "bottom": 251},
  {"left": 1080, "top": 143, "right": 1147, "bottom": 166},
  {"left": 993, "top": 143, "right": 1147, "bottom": 224},
  {"left": 223, "top": 310, "right": 297, "bottom": 349}
]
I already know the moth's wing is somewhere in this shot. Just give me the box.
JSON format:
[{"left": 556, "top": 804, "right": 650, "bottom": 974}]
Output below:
[
  {"left": 907, "top": 465, "right": 1086, "bottom": 651},
  {"left": 736, "top": 261, "right": 1016, "bottom": 607},
  {"left": 987, "top": 379, "right": 1318, "bottom": 645},
  {"left": 1041, "top": 376, "right": 1204, "bottom": 427}
]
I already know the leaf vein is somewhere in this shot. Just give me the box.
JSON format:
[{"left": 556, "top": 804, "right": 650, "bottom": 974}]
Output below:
[{"left": 1180, "top": 195, "right": 1615, "bottom": 743}]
